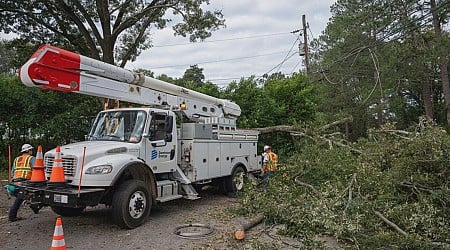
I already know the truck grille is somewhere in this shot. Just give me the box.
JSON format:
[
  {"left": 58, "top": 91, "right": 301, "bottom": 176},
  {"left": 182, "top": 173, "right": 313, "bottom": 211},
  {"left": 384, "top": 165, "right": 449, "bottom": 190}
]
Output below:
[{"left": 44, "top": 156, "right": 77, "bottom": 176}]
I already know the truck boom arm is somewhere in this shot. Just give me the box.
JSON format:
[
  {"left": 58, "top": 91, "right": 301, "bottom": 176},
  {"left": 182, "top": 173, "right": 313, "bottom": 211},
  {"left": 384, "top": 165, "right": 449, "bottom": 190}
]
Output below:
[{"left": 19, "top": 44, "right": 241, "bottom": 120}]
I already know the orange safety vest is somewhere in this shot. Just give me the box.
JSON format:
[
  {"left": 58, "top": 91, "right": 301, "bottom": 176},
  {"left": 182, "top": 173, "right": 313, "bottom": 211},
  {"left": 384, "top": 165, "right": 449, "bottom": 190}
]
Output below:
[
  {"left": 13, "top": 154, "right": 33, "bottom": 179},
  {"left": 263, "top": 151, "right": 278, "bottom": 172}
]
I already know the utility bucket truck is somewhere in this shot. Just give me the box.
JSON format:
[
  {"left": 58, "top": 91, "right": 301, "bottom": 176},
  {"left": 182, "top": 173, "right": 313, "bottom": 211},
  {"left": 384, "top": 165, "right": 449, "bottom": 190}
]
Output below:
[{"left": 13, "top": 45, "right": 260, "bottom": 229}]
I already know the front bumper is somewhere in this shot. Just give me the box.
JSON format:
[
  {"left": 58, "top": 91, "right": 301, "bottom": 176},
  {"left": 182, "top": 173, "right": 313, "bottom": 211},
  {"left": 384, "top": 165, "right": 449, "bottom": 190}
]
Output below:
[{"left": 12, "top": 181, "right": 106, "bottom": 208}]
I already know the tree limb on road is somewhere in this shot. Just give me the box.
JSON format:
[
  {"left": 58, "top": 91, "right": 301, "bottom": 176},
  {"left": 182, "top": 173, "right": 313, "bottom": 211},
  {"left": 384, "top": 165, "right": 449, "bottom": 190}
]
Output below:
[
  {"left": 374, "top": 211, "right": 408, "bottom": 236},
  {"left": 253, "top": 125, "right": 294, "bottom": 134}
]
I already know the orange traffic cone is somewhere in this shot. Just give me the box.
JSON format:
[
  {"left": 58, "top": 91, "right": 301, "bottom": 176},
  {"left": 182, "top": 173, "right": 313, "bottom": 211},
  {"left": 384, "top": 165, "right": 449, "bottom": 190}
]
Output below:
[
  {"left": 51, "top": 217, "right": 66, "bottom": 250},
  {"left": 48, "top": 146, "right": 66, "bottom": 187},
  {"left": 29, "top": 145, "right": 46, "bottom": 185}
]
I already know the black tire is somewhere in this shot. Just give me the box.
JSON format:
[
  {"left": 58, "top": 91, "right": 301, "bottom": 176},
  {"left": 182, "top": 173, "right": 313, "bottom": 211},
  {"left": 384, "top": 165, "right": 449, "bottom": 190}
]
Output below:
[
  {"left": 112, "top": 180, "right": 151, "bottom": 229},
  {"left": 225, "top": 166, "right": 246, "bottom": 195},
  {"left": 51, "top": 206, "right": 85, "bottom": 217},
  {"left": 217, "top": 177, "right": 228, "bottom": 195}
]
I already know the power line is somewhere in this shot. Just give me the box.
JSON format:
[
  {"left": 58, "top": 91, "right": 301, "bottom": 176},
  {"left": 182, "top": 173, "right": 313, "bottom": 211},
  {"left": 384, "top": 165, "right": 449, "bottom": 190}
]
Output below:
[
  {"left": 263, "top": 34, "right": 301, "bottom": 76},
  {"left": 263, "top": 52, "right": 297, "bottom": 76},
  {"left": 148, "top": 50, "right": 291, "bottom": 69},
  {"left": 201, "top": 34, "right": 303, "bottom": 84},
  {"left": 290, "top": 59, "right": 302, "bottom": 73},
  {"left": 146, "top": 31, "right": 304, "bottom": 84},
  {"left": 275, "top": 35, "right": 300, "bottom": 72},
  {"left": 152, "top": 31, "right": 292, "bottom": 48},
  {"left": 209, "top": 62, "right": 303, "bottom": 86}
]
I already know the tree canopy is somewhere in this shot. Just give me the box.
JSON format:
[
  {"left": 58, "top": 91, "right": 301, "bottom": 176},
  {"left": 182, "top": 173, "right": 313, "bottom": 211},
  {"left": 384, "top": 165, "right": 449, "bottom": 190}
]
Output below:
[
  {"left": 0, "top": 0, "right": 225, "bottom": 66},
  {"left": 311, "top": 0, "right": 450, "bottom": 139}
]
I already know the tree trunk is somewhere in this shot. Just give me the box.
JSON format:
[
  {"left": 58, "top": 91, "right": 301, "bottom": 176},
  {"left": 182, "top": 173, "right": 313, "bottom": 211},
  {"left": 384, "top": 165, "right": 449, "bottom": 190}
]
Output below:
[
  {"left": 99, "top": 3, "right": 117, "bottom": 111},
  {"left": 340, "top": 80, "right": 350, "bottom": 138},
  {"left": 422, "top": 74, "right": 434, "bottom": 121},
  {"left": 439, "top": 59, "right": 450, "bottom": 125},
  {"left": 431, "top": 0, "right": 450, "bottom": 126},
  {"left": 101, "top": 37, "right": 116, "bottom": 109}
]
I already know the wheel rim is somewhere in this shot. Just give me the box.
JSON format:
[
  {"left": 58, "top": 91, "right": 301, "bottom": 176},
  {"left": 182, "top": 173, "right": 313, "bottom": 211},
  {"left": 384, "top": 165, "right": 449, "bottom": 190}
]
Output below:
[
  {"left": 233, "top": 169, "right": 245, "bottom": 191},
  {"left": 128, "top": 190, "right": 146, "bottom": 219}
]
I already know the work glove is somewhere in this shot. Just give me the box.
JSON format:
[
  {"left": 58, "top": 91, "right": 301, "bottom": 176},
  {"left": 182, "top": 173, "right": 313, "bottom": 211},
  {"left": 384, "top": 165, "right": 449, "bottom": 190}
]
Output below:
[{"left": 3, "top": 184, "right": 16, "bottom": 198}]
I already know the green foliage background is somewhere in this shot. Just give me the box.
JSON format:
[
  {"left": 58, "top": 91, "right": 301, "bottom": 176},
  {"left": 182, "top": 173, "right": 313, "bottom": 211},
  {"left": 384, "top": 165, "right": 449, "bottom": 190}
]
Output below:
[{"left": 0, "top": 74, "right": 100, "bottom": 170}]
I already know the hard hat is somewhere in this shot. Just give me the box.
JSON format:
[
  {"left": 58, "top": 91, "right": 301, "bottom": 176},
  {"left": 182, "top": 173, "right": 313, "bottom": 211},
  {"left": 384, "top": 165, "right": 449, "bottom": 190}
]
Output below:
[
  {"left": 21, "top": 143, "right": 34, "bottom": 153},
  {"left": 264, "top": 145, "right": 271, "bottom": 151}
]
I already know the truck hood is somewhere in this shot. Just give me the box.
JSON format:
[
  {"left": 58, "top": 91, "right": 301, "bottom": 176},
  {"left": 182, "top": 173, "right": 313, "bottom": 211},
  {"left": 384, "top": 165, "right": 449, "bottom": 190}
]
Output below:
[{"left": 45, "top": 141, "right": 140, "bottom": 158}]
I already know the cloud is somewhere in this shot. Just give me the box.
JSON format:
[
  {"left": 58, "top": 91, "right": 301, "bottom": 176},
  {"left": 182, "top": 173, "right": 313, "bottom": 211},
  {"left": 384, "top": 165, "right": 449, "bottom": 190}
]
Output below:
[{"left": 127, "top": 0, "right": 336, "bottom": 84}]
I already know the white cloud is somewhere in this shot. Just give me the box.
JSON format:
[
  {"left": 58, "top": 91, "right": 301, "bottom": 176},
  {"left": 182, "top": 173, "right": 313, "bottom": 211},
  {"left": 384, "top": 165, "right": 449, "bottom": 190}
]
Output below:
[{"left": 129, "top": 0, "right": 335, "bottom": 85}]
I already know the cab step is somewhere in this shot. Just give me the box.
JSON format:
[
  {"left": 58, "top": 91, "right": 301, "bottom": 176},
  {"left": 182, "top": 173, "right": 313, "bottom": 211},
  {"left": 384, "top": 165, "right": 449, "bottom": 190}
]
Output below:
[{"left": 156, "top": 180, "right": 182, "bottom": 202}]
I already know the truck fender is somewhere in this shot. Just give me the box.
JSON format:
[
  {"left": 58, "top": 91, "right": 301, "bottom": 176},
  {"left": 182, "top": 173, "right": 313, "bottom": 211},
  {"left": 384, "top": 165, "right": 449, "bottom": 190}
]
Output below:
[
  {"left": 79, "top": 154, "right": 139, "bottom": 183},
  {"left": 110, "top": 161, "right": 157, "bottom": 201},
  {"left": 80, "top": 153, "right": 156, "bottom": 201},
  {"left": 230, "top": 163, "right": 247, "bottom": 176}
]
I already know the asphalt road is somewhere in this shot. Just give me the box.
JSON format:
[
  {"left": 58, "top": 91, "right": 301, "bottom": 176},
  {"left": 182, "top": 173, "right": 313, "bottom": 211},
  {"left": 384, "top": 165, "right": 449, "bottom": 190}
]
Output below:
[
  {"left": 1, "top": 179, "right": 336, "bottom": 249},
  {"left": 0, "top": 185, "right": 246, "bottom": 250}
]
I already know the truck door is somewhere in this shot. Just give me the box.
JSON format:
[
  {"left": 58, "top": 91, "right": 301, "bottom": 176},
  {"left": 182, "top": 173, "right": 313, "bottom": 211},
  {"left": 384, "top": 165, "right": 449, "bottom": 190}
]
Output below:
[{"left": 144, "top": 112, "right": 176, "bottom": 173}]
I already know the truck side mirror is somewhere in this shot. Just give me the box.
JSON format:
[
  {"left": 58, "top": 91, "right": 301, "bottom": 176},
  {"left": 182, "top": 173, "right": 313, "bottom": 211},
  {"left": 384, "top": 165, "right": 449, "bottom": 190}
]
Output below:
[{"left": 165, "top": 116, "right": 173, "bottom": 133}]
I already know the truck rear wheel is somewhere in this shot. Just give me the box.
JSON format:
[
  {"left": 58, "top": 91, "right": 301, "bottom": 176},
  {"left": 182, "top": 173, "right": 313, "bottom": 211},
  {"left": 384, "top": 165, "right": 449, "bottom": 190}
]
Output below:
[
  {"left": 225, "top": 166, "right": 246, "bottom": 195},
  {"left": 112, "top": 180, "right": 151, "bottom": 229},
  {"left": 51, "top": 206, "right": 85, "bottom": 217}
]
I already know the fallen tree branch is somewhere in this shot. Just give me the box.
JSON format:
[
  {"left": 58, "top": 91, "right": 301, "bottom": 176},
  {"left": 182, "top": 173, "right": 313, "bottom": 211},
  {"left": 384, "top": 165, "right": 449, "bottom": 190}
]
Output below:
[
  {"left": 254, "top": 117, "right": 352, "bottom": 135},
  {"left": 290, "top": 131, "right": 316, "bottom": 141},
  {"left": 400, "top": 181, "right": 433, "bottom": 193},
  {"left": 343, "top": 173, "right": 357, "bottom": 213},
  {"left": 234, "top": 214, "right": 265, "bottom": 240},
  {"left": 431, "top": 241, "right": 450, "bottom": 248},
  {"left": 375, "top": 211, "right": 450, "bottom": 247},
  {"left": 318, "top": 116, "right": 353, "bottom": 131},
  {"left": 379, "top": 129, "right": 412, "bottom": 136},
  {"left": 400, "top": 181, "right": 448, "bottom": 206},
  {"left": 254, "top": 118, "right": 363, "bottom": 154},
  {"left": 374, "top": 211, "right": 407, "bottom": 236},
  {"left": 253, "top": 125, "right": 294, "bottom": 134},
  {"left": 320, "top": 136, "right": 363, "bottom": 154},
  {"left": 373, "top": 129, "right": 413, "bottom": 140},
  {"left": 294, "top": 176, "right": 323, "bottom": 199}
]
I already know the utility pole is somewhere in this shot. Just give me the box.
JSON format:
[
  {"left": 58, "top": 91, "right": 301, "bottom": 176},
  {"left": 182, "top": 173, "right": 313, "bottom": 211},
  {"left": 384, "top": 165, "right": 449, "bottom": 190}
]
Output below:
[{"left": 302, "top": 14, "right": 310, "bottom": 75}]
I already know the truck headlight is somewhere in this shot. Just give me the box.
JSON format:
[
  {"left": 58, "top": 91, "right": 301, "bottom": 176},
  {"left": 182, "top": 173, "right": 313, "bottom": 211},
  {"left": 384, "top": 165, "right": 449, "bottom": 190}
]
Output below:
[{"left": 85, "top": 165, "right": 113, "bottom": 174}]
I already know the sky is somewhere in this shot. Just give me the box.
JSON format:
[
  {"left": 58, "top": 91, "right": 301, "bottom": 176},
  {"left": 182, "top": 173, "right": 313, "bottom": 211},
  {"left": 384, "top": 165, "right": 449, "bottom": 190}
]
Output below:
[{"left": 128, "top": 0, "right": 336, "bottom": 86}]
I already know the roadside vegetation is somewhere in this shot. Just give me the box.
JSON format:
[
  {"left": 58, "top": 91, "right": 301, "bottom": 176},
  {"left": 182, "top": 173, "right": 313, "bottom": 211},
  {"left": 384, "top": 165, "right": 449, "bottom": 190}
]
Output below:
[{"left": 239, "top": 120, "right": 449, "bottom": 249}]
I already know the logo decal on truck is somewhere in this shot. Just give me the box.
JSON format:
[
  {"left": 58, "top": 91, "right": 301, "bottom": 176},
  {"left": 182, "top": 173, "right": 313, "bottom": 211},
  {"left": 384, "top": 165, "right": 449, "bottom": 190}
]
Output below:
[{"left": 151, "top": 150, "right": 158, "bottom": 160}]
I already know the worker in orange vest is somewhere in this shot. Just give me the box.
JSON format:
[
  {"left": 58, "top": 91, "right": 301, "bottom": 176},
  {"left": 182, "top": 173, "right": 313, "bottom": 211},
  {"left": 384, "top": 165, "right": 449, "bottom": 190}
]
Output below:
[
  {"left": 9, "top": 143, "right": 35, "bottom": 222},
  {"left": 261, "top": 145, "right": 278, "bottom": 188}
]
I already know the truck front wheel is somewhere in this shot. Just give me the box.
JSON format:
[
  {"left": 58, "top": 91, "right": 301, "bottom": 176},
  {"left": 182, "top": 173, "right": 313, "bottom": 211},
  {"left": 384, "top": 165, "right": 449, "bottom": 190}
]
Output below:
[{"left": 112, "top": 180, "right": 151, "bottom": 229}]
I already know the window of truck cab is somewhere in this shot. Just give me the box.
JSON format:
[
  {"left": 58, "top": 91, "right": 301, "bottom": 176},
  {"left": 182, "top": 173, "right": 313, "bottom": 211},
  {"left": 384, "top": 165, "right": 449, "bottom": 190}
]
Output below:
[
  {"left": 148, "top": 112, "right": 168, "bottom": 141},
  {"left": 89, "top": 110, "right": 147, "bottom": 143}
]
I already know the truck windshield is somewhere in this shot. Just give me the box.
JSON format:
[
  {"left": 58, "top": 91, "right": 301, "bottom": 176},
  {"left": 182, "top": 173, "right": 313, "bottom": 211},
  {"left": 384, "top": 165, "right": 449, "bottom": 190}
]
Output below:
[{"left": 88, "top": 110, "right": 147, "bottom": 143}]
